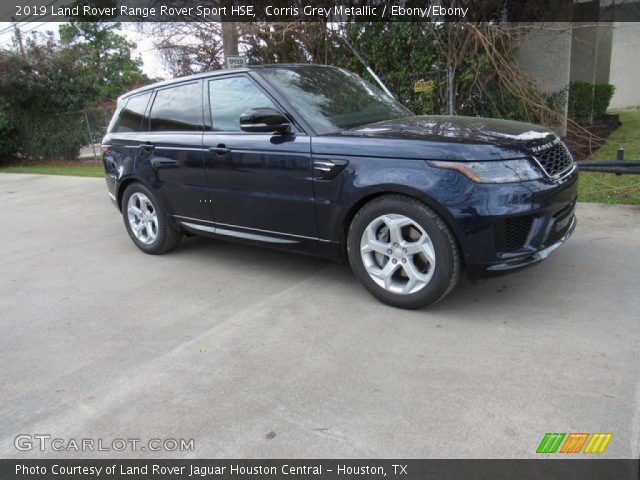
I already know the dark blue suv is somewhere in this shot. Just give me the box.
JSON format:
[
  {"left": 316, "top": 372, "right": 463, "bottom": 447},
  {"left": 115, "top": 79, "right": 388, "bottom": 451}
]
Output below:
[{"left": 102, "top": 64, "right": 577, "bottom": 309}]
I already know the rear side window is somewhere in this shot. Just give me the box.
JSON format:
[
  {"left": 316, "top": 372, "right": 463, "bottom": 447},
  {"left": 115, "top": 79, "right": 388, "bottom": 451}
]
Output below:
[
  {"left": 149, "top": 82, "right": 203, "bottom": 132},
  {"left": 208, "top": 76, "right": 278, "bottom": 132},
  {"left": 112, "top": 92, "right": 151, "bottom": 133}
]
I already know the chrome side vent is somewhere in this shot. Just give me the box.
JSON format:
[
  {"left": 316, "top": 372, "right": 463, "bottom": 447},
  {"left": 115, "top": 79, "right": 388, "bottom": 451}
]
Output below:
[{"left": 313, "top": 159, "right": 349, "bottom": 180}]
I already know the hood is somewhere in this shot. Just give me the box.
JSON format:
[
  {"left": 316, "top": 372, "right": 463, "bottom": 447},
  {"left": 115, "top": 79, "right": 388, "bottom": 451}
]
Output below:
[{"left": 314, "top": 115, "right": 559, "bottom": 161}]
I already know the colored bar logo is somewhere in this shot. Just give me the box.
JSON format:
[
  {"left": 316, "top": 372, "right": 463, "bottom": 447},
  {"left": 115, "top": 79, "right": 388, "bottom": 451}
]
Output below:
[
  {"left": 537, "top": 433, "right": 612, "bottom": 454},
  {"left": 584, "top": 433, "right": 613, "bottom": 453}
]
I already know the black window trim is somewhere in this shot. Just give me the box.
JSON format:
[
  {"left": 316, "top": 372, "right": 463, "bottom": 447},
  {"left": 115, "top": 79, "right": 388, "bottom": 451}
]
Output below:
[
  {"left": 116, "top": 69, "right": 315, "bottom": 136},
  {"left": 146, "top": 79, "right": 206, "bottom": 134},
  {"left": 107, "top": 97, "right": 128, "bottom": 134},
  {"left": 205, "top": 73, "right": 307, "bottom": 136},
  {"left": 110, "top": 90, "right": 152, "bottom": 134}
]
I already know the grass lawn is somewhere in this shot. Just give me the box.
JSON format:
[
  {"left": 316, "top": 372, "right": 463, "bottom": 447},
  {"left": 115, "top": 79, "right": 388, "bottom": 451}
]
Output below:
[
  {"left": 0, "top": 164, "right": 103, "bottom": 178},
  {"left": 578, "top": 109, "right": 640, "bottom": 205}
]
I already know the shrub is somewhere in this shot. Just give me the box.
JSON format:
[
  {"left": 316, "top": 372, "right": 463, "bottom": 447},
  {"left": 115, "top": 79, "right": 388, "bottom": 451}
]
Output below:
[
  {"left": 13, "top": 111, "right": 87, "bottom": 161},
  {"left": 568, "top": 81, "right": 594, "bottom": 125},
  {"left": 0, "top": 113, "right": 16, "bottom": 161},
  {"left": 568, "top": 81, "right": 616, "bottom": 125},
  {"left": 0, "top": 42, "right": 98, "bottom": 161},
  {"left": 593, "top": 83, "right": 616, "bottom": 120},
  {"left": 0, "top": 24, "right": 146, "bottom": 162}
]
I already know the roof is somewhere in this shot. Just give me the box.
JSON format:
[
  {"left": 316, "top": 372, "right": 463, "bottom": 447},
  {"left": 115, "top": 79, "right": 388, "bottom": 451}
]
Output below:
[{"left": 120, "top": 63, "right": 341, "bottom": 100}]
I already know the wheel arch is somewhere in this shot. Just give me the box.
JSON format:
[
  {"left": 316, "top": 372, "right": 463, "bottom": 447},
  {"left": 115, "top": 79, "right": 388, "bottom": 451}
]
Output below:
[
  {"left": 115, "top": 175, "right": 154, "bottom": 212},
  {"left": 339, "top": 187, "right": 466, "bottom": 265}
]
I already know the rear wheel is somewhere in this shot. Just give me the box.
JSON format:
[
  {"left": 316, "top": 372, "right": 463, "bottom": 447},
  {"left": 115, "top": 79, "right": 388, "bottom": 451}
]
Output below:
[
  {"left": 121, "top": 183, "right": 182, "bottom": 254},
  {"left": 347, "top": 195, "right": 461, "bottom": 309}
]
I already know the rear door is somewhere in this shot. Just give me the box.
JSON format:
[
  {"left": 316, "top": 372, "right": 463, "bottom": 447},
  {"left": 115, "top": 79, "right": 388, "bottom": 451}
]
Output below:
[
  {"left": 202, "top": 74, "right": 317, "bottom": 240},
  {"left": 135, "top": 81, "right": 211, "bottom": 222},
  {"left": 102, "top": 91, "right": 152, "bottom": 201}
]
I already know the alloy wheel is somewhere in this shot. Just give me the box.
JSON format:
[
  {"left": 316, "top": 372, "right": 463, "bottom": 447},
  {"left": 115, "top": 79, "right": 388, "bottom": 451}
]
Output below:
[
  {"left": 127, "top": 192, "right": 159, "bottom": 245},
  {"left": 360, "top": 214, "right": 436, "bottom": 294}
]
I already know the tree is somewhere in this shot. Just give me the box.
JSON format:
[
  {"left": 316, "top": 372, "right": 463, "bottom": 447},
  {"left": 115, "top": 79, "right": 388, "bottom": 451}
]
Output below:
[
  {"left": 0, "top": 34, "right": 99, "bottom": 160},
  {"left": 242, "top": 23, "right": 335, "bottom": 65},
  {"left": 150, "top": 23, "right": 224, "bottom": 77},
  {"left": 148, "top": 22, "right": 333, "bottom": 76},
  {"left": 58, "top": 22, "right": 148, "bottom": 100},
  {"left": 140, "top": 21, "right": 566, "bottom": 128},
  {"left": 0, "top": 22, "right": 148, "bottom": 161},
  {"left": 222, "top": 22, "right": 239, "bottom": 57}
]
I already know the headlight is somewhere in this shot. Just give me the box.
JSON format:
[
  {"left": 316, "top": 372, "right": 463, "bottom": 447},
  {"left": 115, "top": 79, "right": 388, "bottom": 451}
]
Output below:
[{"left": 429, "top": 159, "right": 544, "bottom": 183}]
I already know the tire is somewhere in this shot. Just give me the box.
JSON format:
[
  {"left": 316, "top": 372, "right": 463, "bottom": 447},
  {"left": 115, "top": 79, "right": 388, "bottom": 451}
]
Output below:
[
  {"left": 121, "top": 182, "right": 183, "bottom": 255},
  {"left": 347, "top": 195, "right": 461, "bottom": 309}
]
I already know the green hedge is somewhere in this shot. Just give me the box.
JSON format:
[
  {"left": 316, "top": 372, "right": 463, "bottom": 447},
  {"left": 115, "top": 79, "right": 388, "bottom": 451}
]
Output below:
[
  {"left": 593, "top": 83, "right": 616, "bottom": 120},
  {"left": 568, "top": 81, "right": 593, "bottom": 124},
  {"left": 568, "top": 81, "right": 616, "bottom": 125},
  {"left": 16, "top": 113, "right": 87, "bottom": 162},
  {"left": 0, "top": 113, "right": 15, "bottom": 161}
]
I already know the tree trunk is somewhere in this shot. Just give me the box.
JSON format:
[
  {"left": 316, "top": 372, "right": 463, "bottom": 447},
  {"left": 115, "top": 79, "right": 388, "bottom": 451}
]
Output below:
[{"left": 222, "top": 22, "right": 239, "bottom": 58}]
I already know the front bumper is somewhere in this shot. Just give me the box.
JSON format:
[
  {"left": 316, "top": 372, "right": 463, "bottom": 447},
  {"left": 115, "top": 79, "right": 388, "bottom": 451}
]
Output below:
[
  {"left": 432, "top": 165, "right": 579, "bottom": 278},
  {"left": 485, "top": 214, "right": 575, "bottom": 272}
]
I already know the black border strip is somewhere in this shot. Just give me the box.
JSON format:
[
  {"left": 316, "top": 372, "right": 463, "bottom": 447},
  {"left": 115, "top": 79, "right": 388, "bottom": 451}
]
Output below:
[
  {"left": 4, "top": 0, "right": 640, "bottom": 23},
  {"left": 2, "top": 459, "right": 640, "bottom": 480}
]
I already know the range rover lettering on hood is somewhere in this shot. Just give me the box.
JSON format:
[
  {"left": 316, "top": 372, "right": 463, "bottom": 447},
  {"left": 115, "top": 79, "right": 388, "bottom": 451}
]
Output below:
[{"left": 530, "top": 137, "right": 562, "bottom": 154}]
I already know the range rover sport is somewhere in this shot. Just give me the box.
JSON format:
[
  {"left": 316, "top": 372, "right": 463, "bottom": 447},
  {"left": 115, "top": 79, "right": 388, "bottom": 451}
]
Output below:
[{"left": 102, "top": 64, "right": 578, "bottom": 309}]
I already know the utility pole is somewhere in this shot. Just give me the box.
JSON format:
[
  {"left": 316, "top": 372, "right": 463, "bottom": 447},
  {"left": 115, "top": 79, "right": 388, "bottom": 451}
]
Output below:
[{"left": 11, "top": 17, "right": 25, "bottom": 57}]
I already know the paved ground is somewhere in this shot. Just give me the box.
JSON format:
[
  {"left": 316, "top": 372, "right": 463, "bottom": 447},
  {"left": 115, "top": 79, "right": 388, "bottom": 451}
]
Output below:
[{"left": 0, "top": 173, "right": 638, "bottom": 459}]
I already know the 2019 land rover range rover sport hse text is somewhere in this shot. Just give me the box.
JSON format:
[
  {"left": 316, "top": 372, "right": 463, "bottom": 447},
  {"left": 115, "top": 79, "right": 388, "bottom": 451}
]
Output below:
[{"left": 102, "top": 64, "right": 577, "bottom": 309}]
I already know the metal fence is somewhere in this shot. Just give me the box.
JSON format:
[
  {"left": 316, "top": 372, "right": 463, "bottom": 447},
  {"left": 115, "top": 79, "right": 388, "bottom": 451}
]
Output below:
[
  {"left": 5, "top": 105, "right": 114, "bottom": 163},
  {"left": 577, "top": 148, "right": 640, "bottom": 175},
  {"left": 77, "top": 106, "right": 114, "bottom": 162}
]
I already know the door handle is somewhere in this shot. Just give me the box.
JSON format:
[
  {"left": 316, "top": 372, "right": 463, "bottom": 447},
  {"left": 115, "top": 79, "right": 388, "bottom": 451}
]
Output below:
[
  {"left": 139, "top": 142, "right": 155, "bottom": 153},
  {"left": 150, "top": 158, "right": 180, "bottom": 169},
  {"left": 209, "top": 144, "right": 230, "bottom": 156}
]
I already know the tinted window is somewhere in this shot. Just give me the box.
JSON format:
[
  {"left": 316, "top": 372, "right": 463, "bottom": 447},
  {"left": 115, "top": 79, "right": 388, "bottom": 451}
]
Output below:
[
  {"left": 112, "top": 92, "right": 151, "bottom": 133},
  {"left": 149, "top": 82, "right": 203, "bottom": 132},
  {"left": 260, "top": 67, "right": 411, "bottom": 134},
  {"left": 209, "top": 76, "right": 278, "bottom": 132}
]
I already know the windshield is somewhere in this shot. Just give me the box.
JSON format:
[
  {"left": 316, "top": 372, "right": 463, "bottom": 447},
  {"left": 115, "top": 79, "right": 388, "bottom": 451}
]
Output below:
[{"left": 259, "top": 66, "right": 412, "bottom": 135}]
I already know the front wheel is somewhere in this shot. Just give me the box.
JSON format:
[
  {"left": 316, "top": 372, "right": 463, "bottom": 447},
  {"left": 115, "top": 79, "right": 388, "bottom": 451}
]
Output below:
[{"left": 347, "top": 195, "right": 461, "bottom": 309}]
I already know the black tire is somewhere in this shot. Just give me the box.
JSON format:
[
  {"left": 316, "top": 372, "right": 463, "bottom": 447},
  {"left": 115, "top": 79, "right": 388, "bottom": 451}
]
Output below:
[
  {"left": 121, "top": 183, "right": 183, "bottom": 255},
  {"left": 347, "top": 195, "right": 461, "bottom": 309}
]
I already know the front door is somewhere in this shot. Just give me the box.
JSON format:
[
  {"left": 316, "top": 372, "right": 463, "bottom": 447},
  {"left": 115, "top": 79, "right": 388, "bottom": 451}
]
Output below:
[{"left": 202, "top": 75, "right": 317, "bottom": 240}]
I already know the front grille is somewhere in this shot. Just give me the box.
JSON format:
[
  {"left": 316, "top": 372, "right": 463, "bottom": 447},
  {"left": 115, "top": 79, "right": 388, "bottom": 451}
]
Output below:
[
  {"left": 501, "top": 215, "right": 534, "bottom": 252},
  {"left": 535, "top": 144, "right": 573, "bottom": 177}
]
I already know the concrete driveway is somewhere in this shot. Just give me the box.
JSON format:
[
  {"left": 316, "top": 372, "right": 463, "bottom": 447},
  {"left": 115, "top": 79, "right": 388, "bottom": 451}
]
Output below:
[{"left": 0, "top": 173, "right": 638, "bottom": 459}]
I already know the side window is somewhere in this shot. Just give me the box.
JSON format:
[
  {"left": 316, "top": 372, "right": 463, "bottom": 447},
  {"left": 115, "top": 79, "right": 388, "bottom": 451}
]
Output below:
[
  {"left": 149, "top": 82, "right": 203, "bottom": 132},
  {"left": 112, "top": 92, "right": 151, "bottom": 133},
  {"left": 209, "top": 76, "right": 279, "bottom": 132}
]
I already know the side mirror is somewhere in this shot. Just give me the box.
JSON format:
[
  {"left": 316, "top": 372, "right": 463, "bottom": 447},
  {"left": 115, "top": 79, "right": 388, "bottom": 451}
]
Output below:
[{"left": 240, "top": 108, "right": 291, "bottom": 134}]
